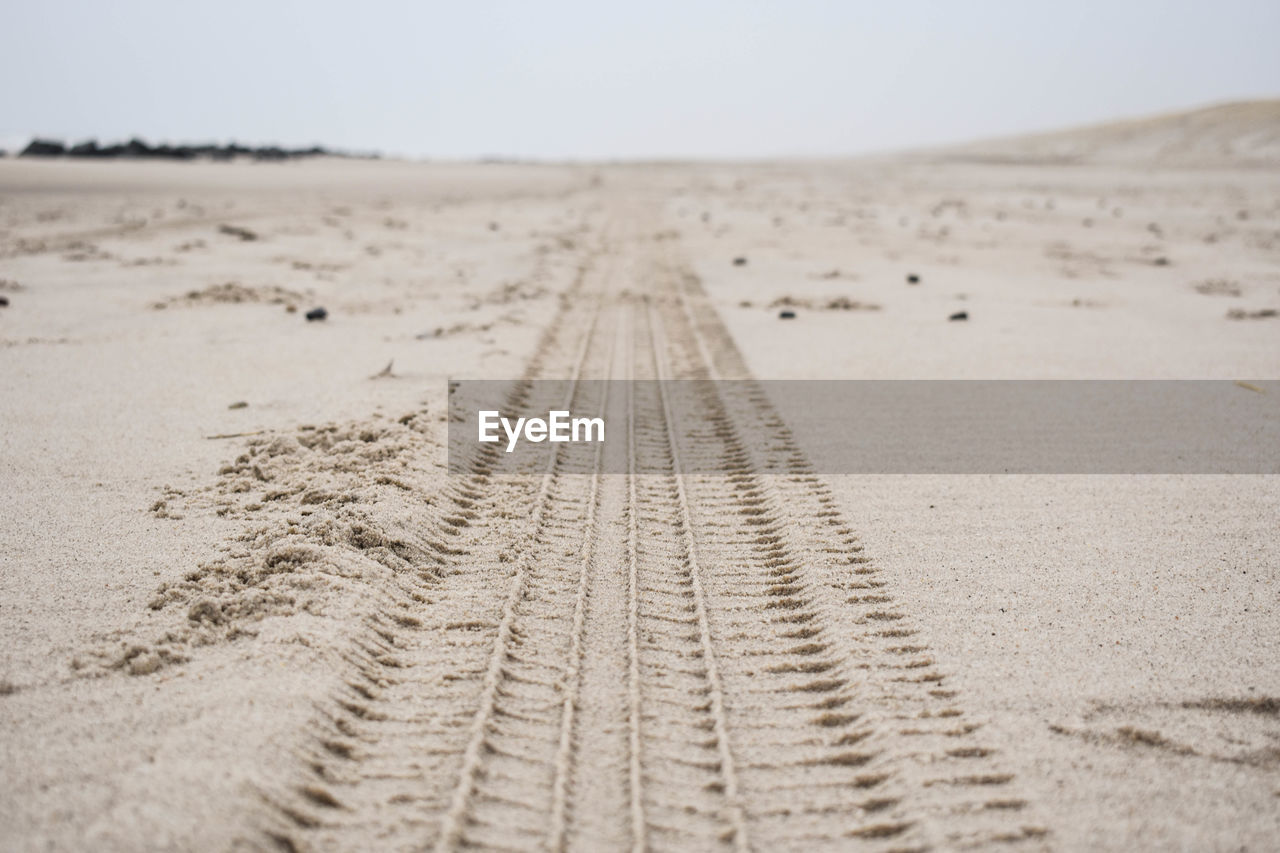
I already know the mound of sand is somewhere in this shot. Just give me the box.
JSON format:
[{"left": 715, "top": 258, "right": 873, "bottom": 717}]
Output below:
[
  {"left": 152, "top": 281, "right": 304, "bottom": 309},
  {"left": 939, "top": 100, "right": 1280, "bottom": 168}
]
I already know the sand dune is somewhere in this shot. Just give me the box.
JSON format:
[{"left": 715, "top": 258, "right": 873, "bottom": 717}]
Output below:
[
  {"left": 1, "top": 109, "right": 1278, "bottom": 851},
  {"left": 938, "top": 100, "right": 1280, "bottom": 167}
]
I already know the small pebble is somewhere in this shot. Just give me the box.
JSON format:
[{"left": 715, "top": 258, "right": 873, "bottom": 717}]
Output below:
[
  {"left": 906, "top": 274, "right": 920, "bottom": 284},
  {"left": 228, "top": 401, "right": 248, "bottom": 410},
  {"left": 0, "top": 296, "right": 9, "bottom": 307},
  {"left": 778, "top": 310, "right": 796, "bottom": 320},
  {"left": 733, "top": 257, "right": 748, "bottom": 266},
  {"left": 949, "top": 311, "right": 968, "bottom": 321},
  {"left": 305, "top": 307, "right": 328, "bottom": 322}
]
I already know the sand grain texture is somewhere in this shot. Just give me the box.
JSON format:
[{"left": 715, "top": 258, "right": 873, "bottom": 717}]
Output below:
[{"left": 2, "top": 115, "right": 1278, "bottom": 851}]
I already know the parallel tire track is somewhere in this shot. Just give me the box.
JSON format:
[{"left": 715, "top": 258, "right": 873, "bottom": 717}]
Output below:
[{"left": 252, "top": 202, "right": 1046, "bottom": 852}]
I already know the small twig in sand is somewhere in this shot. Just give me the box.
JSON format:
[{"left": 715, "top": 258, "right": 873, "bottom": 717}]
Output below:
[
  {"left": 371, "top": 359, "right": 395, "bottom": 379},
  {"left": 217, "top": 223, "right": 258, "bottom": 242},
  {"left": 205, "top": 430, "right": 267, "bottom": 440}
]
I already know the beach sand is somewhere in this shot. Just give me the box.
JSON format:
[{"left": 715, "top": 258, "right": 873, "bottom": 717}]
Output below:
[{"left": 1, "top": 104, "right": 1278, "bottom": 850}]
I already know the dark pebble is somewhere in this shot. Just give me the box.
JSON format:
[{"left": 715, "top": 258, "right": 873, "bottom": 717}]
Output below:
[
  {"left": 907, "top": 274, "right": 920, "bottom": 284},
  {"left": 0, "top": 296, "right": 8, "bottom": 307},
  {"left": 305, "top": 307, "right": 328, "bottom": 322},
  {"left": 949, "top": 311, "right": 968, "bottom": 321},
  {"left": 733, "top": 257, "right": 748, "bottom": 266},
  {"left": 778, "top": 310, "right": 796, "bottom": 319}
]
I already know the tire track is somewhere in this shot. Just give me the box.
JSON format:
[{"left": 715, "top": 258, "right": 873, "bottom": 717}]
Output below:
[
  {"left": 252, "top": 198, "right": 1048, "bottom": 851},
  {"left": 641, "top": 301, "right": 750, "bottom": 852},
  {"left": 624, "top": 310, "right": 646, "bottom": 853},
  {"left": 546, "top": 334, "right": 617, "bottom": 850},
  {"left": 636, "top": 296, "right": 916, "bottom": 850},
  {"left": 255, "top": 232, "right": 620, "bottom": 851},
  {"left": 436, "top": 288, "right": 621, "bottom": 851},
  {"left": 645, "top": 247, "right": 1048, "bottom": 849}
]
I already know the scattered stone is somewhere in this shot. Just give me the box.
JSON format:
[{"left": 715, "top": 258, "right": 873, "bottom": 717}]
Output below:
[
  {"left": 949, "top": 311, "right": 969, "bottom": 321},
  {"left": 305, "top": 307, "right": 328, "bottom": 322},
  {"left": 0, "top": 296, "right": 8, "bottom": 307},
  {"left": 228, "top": 401, "right": 248, "bottom": 410},
  {"left": 733, "top": 257, "right": 748, "bottom": 266},
  {"left": 285, "top": 304, "right": 298, "bottom": 313},
  {"left": 907, "top": 274, "right": 920, "bottom": 284},
  {"left": 1152, "top": 257, "right": 1170, "bottom": 266},
  {"left": 778, "top": 310, "right": 797, "bottom": 320}
]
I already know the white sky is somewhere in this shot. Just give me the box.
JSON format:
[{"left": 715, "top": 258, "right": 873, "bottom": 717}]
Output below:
[{"left": 1, "top": 0, "right": 1277, "bottom": 159}]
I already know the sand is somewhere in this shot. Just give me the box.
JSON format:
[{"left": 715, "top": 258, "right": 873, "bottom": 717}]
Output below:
[{"left": 1, "top": 104, "right": 1278, "bottom": 851}]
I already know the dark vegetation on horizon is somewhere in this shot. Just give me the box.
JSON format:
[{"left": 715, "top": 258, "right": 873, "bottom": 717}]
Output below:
[{"left": 14, "top": 137, "right": 379, "bottom": 162}]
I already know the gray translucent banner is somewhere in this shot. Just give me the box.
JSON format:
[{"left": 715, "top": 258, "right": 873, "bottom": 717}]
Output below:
[{"left": 448, "top": 380, "right": 1280, "bottom": 475}]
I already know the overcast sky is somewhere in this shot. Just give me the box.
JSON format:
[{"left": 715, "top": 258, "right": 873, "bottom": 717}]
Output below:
[{"left": 1, "top": 0, "right": 1277, "bottom": 159}]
